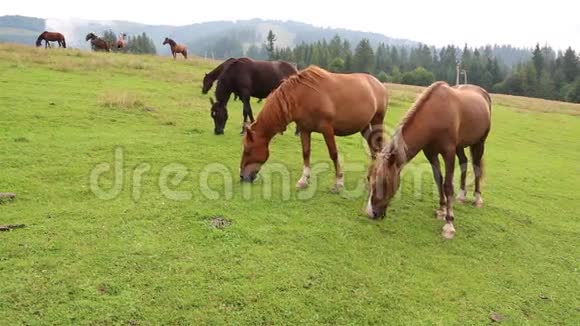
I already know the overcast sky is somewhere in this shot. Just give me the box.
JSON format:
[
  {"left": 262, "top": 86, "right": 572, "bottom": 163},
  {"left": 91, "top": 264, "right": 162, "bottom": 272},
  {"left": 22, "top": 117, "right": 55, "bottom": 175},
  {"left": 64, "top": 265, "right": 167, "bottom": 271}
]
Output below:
[{"left": 3, "top": 0, "right": 579, "bottom": 50}]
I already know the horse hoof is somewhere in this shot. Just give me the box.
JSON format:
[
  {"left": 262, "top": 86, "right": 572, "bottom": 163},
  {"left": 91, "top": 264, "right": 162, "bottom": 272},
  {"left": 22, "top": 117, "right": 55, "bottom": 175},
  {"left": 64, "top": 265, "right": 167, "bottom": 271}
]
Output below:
[
  {"left": 435, "top": 209, "right": 446, "bottom": 220},
  {"left": 474, "top": 200, "right": 484, "bottom": 208},
  {"left": 456, "top": 191, "right": 466, "bottom": 203},
  {"left": 331, "top": 184, "right": 343, "bottom": 194},
  {"left": 441, "top": 223, "right": 456, "bottom": 239},
  {"left": 296, "top": 179, "right": 309, "bottom": 189}
]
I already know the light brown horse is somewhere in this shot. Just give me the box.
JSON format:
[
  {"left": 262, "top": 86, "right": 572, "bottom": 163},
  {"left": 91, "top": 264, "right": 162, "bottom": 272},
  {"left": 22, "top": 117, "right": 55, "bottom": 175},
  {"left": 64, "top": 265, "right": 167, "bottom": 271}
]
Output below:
[
  {"left": 163, "top": 38, "right": 187, "bottom": 59},
  {"left": 36, "top": 31, "right": 66, "bottom": 48},
  {"left": 240, "top": 66, "right": 388, "bottom": 192},
  {"left": 115, "top": 33, "right": 127, "bottom": 49},
  {"left": 366, "top": 81, "right": 492, "bottom": 239}
]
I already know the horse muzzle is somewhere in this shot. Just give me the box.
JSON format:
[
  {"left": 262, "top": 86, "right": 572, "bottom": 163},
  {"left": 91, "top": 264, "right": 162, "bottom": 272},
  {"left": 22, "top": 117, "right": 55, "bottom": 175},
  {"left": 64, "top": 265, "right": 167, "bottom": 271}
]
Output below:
[
  {"left": 240, "top": 172, "right": 257, "bottom": 183},
  {"left": 366, "top": 197, "right": 386, "bottom": 220}
]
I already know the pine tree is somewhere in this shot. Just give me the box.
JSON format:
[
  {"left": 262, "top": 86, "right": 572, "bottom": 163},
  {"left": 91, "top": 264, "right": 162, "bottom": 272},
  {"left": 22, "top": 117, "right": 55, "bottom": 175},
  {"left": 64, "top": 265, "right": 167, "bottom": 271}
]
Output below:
[
  {"left": 353, "top": 38, "right": 374, "bottom": 73},
  {"left": 532, "top": 43, "right": 544, "bottom": 78},
  {"left": 266, "top": 30, "right": 277, "bottom": 60},
  {"left": 562, "top": 47, "right": 579, "bottom": 83}
]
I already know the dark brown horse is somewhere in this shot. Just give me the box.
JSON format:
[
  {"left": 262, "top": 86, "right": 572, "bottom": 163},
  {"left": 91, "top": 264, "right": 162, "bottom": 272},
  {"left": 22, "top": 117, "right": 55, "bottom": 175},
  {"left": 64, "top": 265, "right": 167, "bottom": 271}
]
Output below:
[
  {"left": 206, "top": 57, "right": 298, "bottom": 135},
  {"left": 36, "top": 31, "right": 66, "bottom": 48},
  {"left": 163, "top": 38, "right": 187, "bottom": 59},
  {"left": 366, "top": 81, "right": 492, "bottom": 239},
  {"left": 86, "top": 33, "right": 110, "bottom": 52},
  {"left": 240, "top": 66, "right": 388, "bottom": 192}
]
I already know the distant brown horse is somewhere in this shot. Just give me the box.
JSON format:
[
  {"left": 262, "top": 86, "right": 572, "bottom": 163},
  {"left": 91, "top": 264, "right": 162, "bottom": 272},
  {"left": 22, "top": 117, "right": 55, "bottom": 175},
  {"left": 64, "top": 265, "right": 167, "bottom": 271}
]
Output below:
[
  {"left": 366, "top": 81, "right": 492, "bottom": 239},
  {"left": 240, "top": 66, "right": 388, "bottom": 192},
  {"left": 163, "top": 38, "right": 187, "bottom": 59},
  {"left": 86, "top": 33, "right": 110, "bottom": 52},
  {"left": 36, "top": 31, "right": 66, "bottom": 48},
  {"left": 205, "top": 57, "right": 298, "bottom": 134},
  {"left": 115, "top": 33, "right": 127, "bottom": 49}
]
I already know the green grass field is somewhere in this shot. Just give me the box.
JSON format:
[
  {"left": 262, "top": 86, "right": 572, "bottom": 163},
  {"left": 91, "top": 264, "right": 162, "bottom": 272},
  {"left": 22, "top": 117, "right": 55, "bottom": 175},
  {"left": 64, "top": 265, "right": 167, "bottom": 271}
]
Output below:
[{"left": 1, "top": 44, "right": 579, "bottom": 324}]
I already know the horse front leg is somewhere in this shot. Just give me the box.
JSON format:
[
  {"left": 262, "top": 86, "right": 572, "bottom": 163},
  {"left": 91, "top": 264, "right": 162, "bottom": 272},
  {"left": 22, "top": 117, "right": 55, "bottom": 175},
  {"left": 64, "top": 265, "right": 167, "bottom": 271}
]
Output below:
[
  {"left": 321, "top": 125, "right": 343, "bottom": 193},
  {"left": 442, "top": 150, "right": 457, "bottom": 239},
  {"left": 296, "top": 131, "right": 311, "bottom": 189},
  {"left": 425, "top": 151, "right": 446, "bottom": 220}
]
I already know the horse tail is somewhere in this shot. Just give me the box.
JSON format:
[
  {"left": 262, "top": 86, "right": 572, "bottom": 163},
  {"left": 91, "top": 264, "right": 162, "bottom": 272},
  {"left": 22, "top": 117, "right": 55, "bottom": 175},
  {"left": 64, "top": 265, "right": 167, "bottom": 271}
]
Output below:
[
  {"left": 62, "top": 37, "right": 66, "bottom": 48},
  {"left": 183, "top": 48, "right": 188, "bottom": 59}
]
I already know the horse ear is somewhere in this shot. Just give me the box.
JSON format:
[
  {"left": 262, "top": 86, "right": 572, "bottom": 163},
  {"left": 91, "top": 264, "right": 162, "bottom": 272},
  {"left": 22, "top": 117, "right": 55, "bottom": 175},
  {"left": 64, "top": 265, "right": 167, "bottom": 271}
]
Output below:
[{"left": 209, "top": 98, "right": 215, "bottom": 106}]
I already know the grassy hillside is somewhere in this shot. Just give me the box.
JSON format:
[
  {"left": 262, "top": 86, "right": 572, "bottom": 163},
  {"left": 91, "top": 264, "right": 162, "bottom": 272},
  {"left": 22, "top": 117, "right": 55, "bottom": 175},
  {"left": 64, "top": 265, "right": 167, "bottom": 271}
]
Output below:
[{"left": 0, "top": 44, "right": 579, "bottom": 324}]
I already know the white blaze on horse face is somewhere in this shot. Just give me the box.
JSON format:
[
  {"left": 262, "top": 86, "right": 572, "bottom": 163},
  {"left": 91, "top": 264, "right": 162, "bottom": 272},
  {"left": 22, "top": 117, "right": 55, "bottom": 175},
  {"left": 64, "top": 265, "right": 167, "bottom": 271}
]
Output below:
[{"left": 366, "top": 194, "right": 374, "bottom": 218}]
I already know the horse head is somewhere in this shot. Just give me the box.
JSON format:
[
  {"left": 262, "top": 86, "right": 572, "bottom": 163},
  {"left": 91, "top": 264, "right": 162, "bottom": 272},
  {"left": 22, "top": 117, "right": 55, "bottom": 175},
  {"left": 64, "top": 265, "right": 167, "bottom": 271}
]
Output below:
[
  {"left": 366, "top": 144, "right": 404, "bottom": 219},
  {"left": 209, "top": 98, "right": 228, "bottom": 135},
  {"left": 240, "top": 125, "right": 269, "bottom": 182}
]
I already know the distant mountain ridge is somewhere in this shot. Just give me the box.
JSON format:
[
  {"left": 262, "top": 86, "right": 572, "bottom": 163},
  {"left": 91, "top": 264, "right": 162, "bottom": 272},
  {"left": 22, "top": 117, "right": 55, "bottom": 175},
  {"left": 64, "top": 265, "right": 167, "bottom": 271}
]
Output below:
[
  {"left": 0, "top": 15, "right": 532, "bottom": 66},
  {"left": 0, "top": 15, "right": 416, "bottom": 55}
]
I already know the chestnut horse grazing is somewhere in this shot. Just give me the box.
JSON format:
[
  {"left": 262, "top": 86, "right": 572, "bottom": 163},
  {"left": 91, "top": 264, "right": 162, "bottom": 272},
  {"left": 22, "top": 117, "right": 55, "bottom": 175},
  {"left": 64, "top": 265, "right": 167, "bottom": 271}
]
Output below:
[
  {"left": 36, "top": 31, "right": 66, "bottom": 48},
  {"left": 240, "top": 66, "right": 388, "bottom": 192},
  {"left": 86, "top": 33, "right": 110, "bottom": 52},
  {"left": 163, "top": 38, "right": 187, "bottom": 59},
  {"left": 366, "top": 81, "right": 492, "bottom": 239},
  {"left": 205, "top": 57, "right": 298, "bottom": 134}
]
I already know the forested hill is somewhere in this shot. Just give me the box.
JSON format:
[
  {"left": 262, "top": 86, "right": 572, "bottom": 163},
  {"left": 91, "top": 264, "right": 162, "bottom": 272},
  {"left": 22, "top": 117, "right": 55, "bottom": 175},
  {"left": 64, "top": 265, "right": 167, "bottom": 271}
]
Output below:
[{"left": 1, "top": 14, "right": 531, "bottom": 65}]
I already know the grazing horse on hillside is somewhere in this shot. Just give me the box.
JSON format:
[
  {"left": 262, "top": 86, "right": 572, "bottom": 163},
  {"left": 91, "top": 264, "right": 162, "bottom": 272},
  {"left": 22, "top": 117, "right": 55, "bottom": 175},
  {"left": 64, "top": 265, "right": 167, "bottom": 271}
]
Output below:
[
  {"left": 115, "top": 33, "right": 127, "bottom": 49},
  {"left": 240, "top": 66, "right": 388, "bottom": 192},
  {"left": 86, "top": 33, "right": 110, "bottom": 52},
  {"left": 366, "top": 81, "right": 492, "bottom": 239},
  {"left": 202, "top": 58, "right": 263, "bottom": 104},
  {"left": 36, "top": 31, "right": 66, "bottom": 48},
  {"left": 206, "top": 57, "right": 299, "bottom": 135},
  {"left": 163, "top": 38, "right": 187, "bottom": 59}
]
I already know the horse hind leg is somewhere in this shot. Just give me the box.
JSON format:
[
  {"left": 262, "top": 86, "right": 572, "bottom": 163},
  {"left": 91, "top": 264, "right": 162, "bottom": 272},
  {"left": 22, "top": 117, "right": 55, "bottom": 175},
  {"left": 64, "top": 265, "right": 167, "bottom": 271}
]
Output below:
[
  {"left": 456, "top": 147, "right": 468, "bottom": 203},
  {"left": 441, "top": 149, "right": 457, "bottom": 239},
  {"left": 362, "top": 112, "right": 385, "bottom": 160},
  {"left": 470, "top": 141, "right": 486, "bottom": 208},
  {"left": 321, "top": 125, "right": 343, "bottom": 193},
  {"left": 240, "top": 94, "right": 253, "bottom": 135}
]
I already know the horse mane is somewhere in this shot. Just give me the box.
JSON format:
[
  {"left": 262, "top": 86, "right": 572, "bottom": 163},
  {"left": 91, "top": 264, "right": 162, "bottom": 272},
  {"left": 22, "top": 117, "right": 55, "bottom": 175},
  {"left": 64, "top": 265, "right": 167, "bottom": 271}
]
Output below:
[
  {"left": 271, "top": 65, "right": 327, "bottom": 95},
  {"left": 253, "top": 66, "right": 328, "bottom": 134},
  {"left": 165, "top": 38, "right": 176, "bottom": 46},
  {"left": 209, "top": 57, "right": 236, "bottom": 78},
  {"left": 383, "top": 81, "right": 449, "bottom": 164}
]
